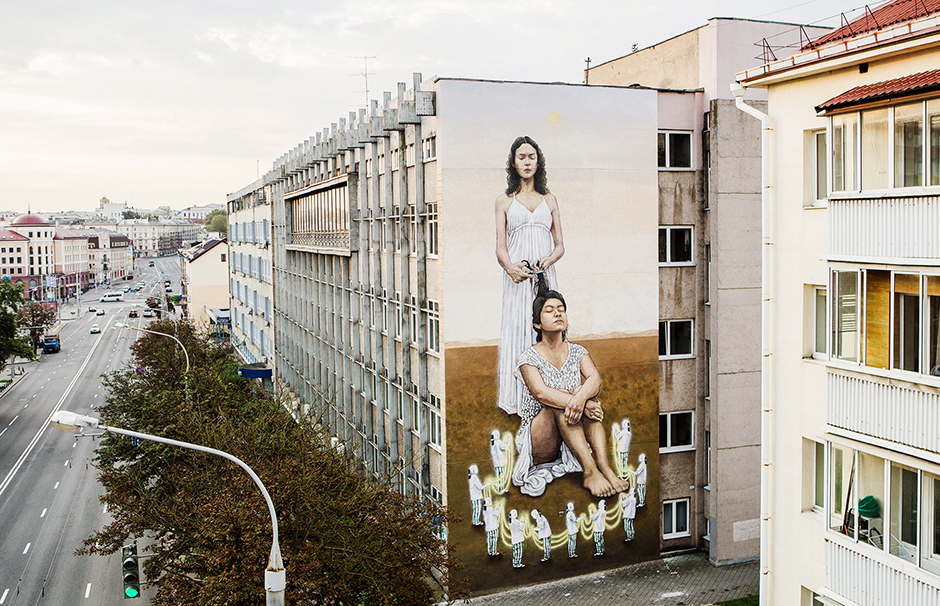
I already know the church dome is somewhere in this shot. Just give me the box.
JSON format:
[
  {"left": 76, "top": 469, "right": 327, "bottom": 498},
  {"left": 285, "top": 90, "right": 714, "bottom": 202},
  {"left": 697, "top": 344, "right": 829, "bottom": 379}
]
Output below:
[{"left": 10, "top": 212, "right": 50, "bottom": 226}]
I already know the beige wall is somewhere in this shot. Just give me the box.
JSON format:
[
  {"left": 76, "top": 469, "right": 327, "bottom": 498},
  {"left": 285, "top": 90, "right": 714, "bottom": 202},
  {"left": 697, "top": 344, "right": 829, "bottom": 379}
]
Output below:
[{"left": 187, "top": 244, "right": 230, "bottom": 326}]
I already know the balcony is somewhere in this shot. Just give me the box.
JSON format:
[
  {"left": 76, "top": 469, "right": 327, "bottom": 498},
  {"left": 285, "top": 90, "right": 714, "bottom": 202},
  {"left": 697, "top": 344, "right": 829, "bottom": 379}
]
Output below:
[
  {"left": 827, "top": 367, "right": 940, "bottom": 455},
  {"left": 826, "top": 538, "right": 940, "bottom": 606},
  {"left": 829, "top": 195, "right": 940, "bottom": 262}
]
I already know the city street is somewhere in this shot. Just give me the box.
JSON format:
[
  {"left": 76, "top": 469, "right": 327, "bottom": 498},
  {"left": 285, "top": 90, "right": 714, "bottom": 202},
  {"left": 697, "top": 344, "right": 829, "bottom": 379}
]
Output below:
[{"left": 0, "top": 257, "right": 179, "bottom": 605}]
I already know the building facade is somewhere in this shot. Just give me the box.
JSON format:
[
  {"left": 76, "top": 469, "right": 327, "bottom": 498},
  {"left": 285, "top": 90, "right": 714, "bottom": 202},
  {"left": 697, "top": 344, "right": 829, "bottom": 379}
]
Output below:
[
  {"left": 52, "top": 228, "right": 90, "bottom": 297},
  {"left": 587, "top": 17, "right": 829, "bottom": 563},
  {"left": 240, "top": 75, "right": 673, "bottom": 594},
  {"left": 0, "top": 230, "right": 28, "bottom": 281},
  {"left": 226, "top": 180, "right": 274, "bottom": 368},
  {"left": 180, "top": 238, "right": 230, "bottom": 327},
  {"left": 737, "top": 1, "right": 940, "bottom": 604},
  {"left": 116, "top": 218, "right": 201, "bottom": 257},
  {"left": 7, "top": 213, "right": 56, "bottom": 300}
]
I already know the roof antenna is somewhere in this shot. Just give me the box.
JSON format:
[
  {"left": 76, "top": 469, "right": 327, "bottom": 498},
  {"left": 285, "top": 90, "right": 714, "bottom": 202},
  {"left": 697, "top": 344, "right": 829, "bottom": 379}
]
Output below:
[{"left": 584, "top": 57, "right": 591, "bottom": 85}]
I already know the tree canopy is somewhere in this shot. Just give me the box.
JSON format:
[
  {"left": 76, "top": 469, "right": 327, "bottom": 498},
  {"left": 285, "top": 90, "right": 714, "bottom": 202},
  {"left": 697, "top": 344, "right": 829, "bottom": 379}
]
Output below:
[
  {"left": 204, "top": 209, "right": 227, "bottom": 236},
  {"left": 82, "top": 320, "right": 465, "bottom": 605},
  {"left": 17, "top": 300, "right": 57, "bottom": 344},
  {"left": 122, "top": 210, "right": 143, "bottom": 220},
  {"left": 0, "top": 280, "right": 34, "bottom": 362}
]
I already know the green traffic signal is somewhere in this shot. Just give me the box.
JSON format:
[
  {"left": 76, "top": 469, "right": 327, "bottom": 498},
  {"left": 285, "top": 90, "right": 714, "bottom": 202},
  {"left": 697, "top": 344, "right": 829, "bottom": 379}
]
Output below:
[{"left": 122, "top": 543, "right": 141, "bottom": 599}]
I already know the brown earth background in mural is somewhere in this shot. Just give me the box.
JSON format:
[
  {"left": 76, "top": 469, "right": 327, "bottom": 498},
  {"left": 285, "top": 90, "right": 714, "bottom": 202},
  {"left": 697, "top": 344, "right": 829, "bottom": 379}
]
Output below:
[{"left": 446, "top": 334, "right": 659, "bottom": 593}]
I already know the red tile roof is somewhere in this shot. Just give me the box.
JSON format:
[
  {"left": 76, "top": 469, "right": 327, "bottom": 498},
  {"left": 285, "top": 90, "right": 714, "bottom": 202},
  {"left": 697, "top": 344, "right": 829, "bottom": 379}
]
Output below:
[
  {"left": 816, "top": 69, "right": 940, "bottom": 112},
  {"left": 804, "top": 0, "right": 940, "bottom": 49},
  {"left": 0, "top": 229, "right": 29, "bottom": 242}
]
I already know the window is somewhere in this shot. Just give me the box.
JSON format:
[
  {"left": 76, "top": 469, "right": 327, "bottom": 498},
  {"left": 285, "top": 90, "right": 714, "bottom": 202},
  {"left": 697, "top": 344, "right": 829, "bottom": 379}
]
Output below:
[
  {"left": 704, "top": 430, "right": 711, "bottom": 489},
  {"left": 814, "top": 286, "right": 828, "bottom": 359},
  {"left": 832, "top": 112, "right": 858, "bottom": 192},
  {"left": 704, "top": 340, "right": 711, "bottom": 398},
  {"left": 829, "top": 444, "right": 854, "bottom": 534},
  {"left": 220, "top": 253, "right": 226, "bottom": 262},
  {"left": 704, "top": 245, "right": 711, "bottom": 304},
  {"left": 861, "top": 108, "right": 889, "bottom": 190},
  {"left": 930, "top": 99, "right": 940, "bottom": 186},
  {"left": 895, "top": 101, "right": 924, "bottom": 188},
  {"left": 814, "top": 441, "right": 825, "bottom": 512},
  {"left": 890, "top": 463, "right": 919, "bottom": 562},
  {"left": 659, "top": 226, "right": 693, "bottom": 265},
  {"left": 894, "top": 273, "right": 920, "bottom": 372},
  {"left": 659, "top": 319, "right": 693, "bottom": 359},
  {"left": 426, "top": 203, "right": 438, "bottom": 257},
  {"left": 663, "top": 499, "right": 690, "bottom": 539},
  {"left": 428, "top": 406, "right": 441, "bottom": 448},
  {"left": 660, "top": 411, "right": 693, "bottom": 452},
  {"left": 658, "top": 131, "right": 692, "bottom": 169},
  {"left": 427, "top": 299, "right": 440, "bottom": 353},
  {"left": 831, "top": 271, "right": 858, "bottom": 362},
  {"left": 814, "top": 130, "right": 828, "bottom": 203}
]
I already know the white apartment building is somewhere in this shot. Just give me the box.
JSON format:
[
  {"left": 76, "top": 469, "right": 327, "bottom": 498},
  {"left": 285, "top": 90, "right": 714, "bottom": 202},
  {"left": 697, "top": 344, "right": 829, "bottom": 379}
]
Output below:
[
  {"left": 180, "top": 238, "right": 230, "bottom": 327},
  {"left": 737, "top": 1, "right": 940, "bottom": 604},
  {"left": 225, "top": 180, "right": 274, "bottom": 369},
  {"left": 178, "top": 204, "right": 223, "bottom": 222},
  {"left": 117, "top": 218, "right": 201, "bottom": 257}
]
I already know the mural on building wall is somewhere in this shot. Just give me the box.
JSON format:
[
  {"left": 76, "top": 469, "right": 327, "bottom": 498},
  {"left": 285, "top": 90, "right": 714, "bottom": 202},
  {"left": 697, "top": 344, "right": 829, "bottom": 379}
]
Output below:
[{"left": 441, "top": 80, "right": 660, "bottom": 592}]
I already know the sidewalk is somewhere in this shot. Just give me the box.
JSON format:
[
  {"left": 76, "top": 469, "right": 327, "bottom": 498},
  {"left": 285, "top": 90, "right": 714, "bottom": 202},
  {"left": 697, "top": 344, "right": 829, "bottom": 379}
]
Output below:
[{"left": 465, "top": 552, "right": 758, "bottom": 606}]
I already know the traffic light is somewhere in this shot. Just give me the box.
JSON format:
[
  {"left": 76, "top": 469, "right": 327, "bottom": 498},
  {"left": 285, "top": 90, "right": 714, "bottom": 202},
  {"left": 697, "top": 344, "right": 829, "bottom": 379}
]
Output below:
[{"left": 122, "top": 543, "right": 141, "bottom": 599}]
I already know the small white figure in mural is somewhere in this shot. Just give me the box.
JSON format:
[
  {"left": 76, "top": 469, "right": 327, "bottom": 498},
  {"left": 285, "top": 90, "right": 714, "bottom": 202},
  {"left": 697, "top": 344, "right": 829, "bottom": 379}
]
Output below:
[
  {"left": 490, "top": 429, "right": 508, "bottom": 478},
  {"left": 531, "top": 509, "right": 552, "bottom": 562},
  {"left": 565, "top": 501, "right": 581, "bottom": 558},
  {"left": 510, "top": 509, "right": 526, "bottom": 568},
  {"left": 620, "top": 488, "right": 637, "bottom": 541},
  {"left": 636, "top": 453, "right": 648, "bottom": 507},
  {"left": 591, "top": 499, "right": 607, "bottom": 556},
  {"left": 468, "top": 465, "right": 484, "bottom": 526},
  {"left": 483, "top": 497, "right": 501, "bottom": 556},
  {"left": 615, "top": 418, "right": 632, "bottom": 477}
]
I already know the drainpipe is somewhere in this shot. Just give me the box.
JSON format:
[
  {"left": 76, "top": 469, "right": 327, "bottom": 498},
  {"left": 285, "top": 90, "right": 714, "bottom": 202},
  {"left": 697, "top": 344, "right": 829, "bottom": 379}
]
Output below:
[{"left": 731, "top": 81, "right": 773, "bottom": 606}]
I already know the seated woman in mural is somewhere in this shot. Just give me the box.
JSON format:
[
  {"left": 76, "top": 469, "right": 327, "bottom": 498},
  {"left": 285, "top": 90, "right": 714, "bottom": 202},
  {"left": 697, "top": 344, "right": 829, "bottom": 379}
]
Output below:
[{"left": 511, "top": 281, "right": 629, "bottom": 498}]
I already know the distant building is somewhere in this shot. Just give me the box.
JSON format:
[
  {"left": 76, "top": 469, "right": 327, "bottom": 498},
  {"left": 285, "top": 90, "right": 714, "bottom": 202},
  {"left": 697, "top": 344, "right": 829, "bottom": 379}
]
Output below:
[
  {"left": 0, "top": 229, "right": 28, "bottom": 283},
  {"left": 177, "top": 204, "right": 223, "bottom": 222},
  {"left": 7, "top": 212, "right": 55, "bottom": 300},
  {"left": 225, "top": 180, "right": 273, "bottom": 370},
  {"left": 52, "top": 228, "right": 90, "bottom": 296},
  {"left": 117, "top": 218, "right": 201, "bottom": 257},
  {"left": 180, "top": 238, "right": 229, "bottom": 326}
]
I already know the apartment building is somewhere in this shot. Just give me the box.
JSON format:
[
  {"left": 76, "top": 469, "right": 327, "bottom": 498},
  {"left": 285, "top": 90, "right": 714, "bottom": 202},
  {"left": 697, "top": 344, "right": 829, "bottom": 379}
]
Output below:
[
  {"left": 0, "top": 230, "right": 28, "bottom": 280},
  {"left": 238, "top": 75, "right": 676, "bottom": 594},
  {"left": 736, "top": 1, "right": 940, "bottom": 604},
  {"left": 225, "top": 180, "right": 275, "bottom": 370},
  {"left": 52, "top": 228, "right": 90, "bottom": 296},
  {"left": 116, "top": 218, "right": 201, "bottom": 257},
  {"left": 180, "top": 238, "right": 229, "bottom": 327},
  {"left": 587, "top": 17, "right": 828, "bottom": 563}
]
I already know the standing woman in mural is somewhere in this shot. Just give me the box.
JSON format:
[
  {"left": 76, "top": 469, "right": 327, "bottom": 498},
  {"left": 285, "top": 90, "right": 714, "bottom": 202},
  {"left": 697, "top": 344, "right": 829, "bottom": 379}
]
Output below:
[{"left": 495, "top": 136, "right": 565, "bottom": 415}]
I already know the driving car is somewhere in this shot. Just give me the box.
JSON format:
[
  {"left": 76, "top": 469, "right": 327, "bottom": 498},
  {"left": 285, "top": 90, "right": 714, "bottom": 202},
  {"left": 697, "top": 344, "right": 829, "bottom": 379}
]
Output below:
[
  {"left": 128, "top": 310, "right": 139, "bottom": 318},
  {"left": 143, "top": 309, "right": 154, "bottom": 317},
  {"left": 88, "top": 306, "right": 96, "bottom": 312},
  {"left": 165, "top": 287, "right": 172, "bottom": 293},
  {"left": 90, "top": 324, "right": 100, "bottom": 334},
  {"left": 96, "top": 309, "right": 105, "bottom": 316}
]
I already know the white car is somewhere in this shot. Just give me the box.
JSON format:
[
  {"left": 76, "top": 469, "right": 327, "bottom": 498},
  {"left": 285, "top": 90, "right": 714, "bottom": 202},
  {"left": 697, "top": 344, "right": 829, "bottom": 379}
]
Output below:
[
  {"left": 90, "top": 324, "right": 100, "bottom": 334},
  {"left": 143, "top": 309, "right": 154, "bottom": 317}
]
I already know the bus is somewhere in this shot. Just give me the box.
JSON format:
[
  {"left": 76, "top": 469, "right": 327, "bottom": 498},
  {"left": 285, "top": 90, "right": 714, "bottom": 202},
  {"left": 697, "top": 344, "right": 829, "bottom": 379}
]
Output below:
[{"left": 99, "top": 292, "right": 124, "bottom": 302}]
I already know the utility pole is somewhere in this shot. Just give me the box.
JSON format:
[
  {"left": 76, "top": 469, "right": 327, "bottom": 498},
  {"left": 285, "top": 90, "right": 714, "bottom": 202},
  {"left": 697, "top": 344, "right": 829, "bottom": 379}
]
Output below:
[{"left": 584, "top": 57, "right": 591, "bottom": 84}]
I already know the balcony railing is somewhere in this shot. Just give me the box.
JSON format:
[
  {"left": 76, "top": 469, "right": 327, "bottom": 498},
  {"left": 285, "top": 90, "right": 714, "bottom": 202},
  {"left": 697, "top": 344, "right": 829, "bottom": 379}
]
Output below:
[
  {"left": 829, "top": 195, "right": 940, "bottom": 261},
  {"left": 827, "top": 367, "right": 940, "bottom": 455},
  {"left": 826, "top": 539, "right": 940, "bottom": 606}
]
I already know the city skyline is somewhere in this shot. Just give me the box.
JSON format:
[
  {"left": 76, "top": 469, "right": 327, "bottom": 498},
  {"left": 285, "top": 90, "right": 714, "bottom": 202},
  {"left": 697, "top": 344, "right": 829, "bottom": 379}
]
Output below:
[{"left": 2, "top": 0, "right": 867, "bottom": 213}]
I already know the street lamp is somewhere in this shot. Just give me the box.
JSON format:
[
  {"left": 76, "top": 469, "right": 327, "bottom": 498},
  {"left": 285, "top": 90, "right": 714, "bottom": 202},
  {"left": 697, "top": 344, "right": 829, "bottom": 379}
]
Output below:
[
  {"left": 114, "top": 323, "right": 190, "bottom": 374},
  {"left": 49, "top": 410, "right": 287, "bottom": 605}
]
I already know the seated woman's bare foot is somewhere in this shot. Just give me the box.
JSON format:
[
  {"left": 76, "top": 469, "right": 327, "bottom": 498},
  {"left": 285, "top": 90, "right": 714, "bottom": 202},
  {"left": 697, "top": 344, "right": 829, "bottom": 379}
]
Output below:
[
  {"left": 583, "top": 471, "right": 615, "bottom": 497},
  {"left": 601, "top": 467, "right": 629, "bottom": 493}
]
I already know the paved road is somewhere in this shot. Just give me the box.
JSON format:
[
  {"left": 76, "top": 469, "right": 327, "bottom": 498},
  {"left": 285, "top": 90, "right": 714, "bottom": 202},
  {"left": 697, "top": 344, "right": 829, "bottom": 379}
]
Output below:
[{"left": 0, "top": 269, "right": 172, "bottom": 605}]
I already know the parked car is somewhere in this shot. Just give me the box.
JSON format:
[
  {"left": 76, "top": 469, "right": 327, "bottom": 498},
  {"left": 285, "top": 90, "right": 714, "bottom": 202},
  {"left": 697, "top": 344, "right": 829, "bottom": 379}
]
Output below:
[
  {"left": 90, "top": 324, "right": 100, "bottom": 334},
  {"left": 165, "top": 287, "right": 172, "bottom": 293},
  {"left": 128, "top": 310, "right": 138, "bottom": 318},
  {"left": 88, "top": 306, "right": 96, "bottom": 312},
  {"left": 96, "top": 309, "right": 105, "bottom": 316},
  {"left": 143, "top": 309, "right": 154, "bottom": 317}
]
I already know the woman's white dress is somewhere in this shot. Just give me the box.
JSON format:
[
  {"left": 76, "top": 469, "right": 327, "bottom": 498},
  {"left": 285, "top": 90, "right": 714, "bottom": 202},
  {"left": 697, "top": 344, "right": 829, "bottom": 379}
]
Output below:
[
  {"left": 497, "top": 195, "right": 558, "bottom": 415},
  {"left": 511, "top": 343, "right": 584, "bottom": 496}
]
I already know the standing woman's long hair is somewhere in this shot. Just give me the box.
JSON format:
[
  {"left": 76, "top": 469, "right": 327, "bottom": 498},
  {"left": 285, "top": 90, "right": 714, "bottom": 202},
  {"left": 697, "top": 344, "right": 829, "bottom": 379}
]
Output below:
[{"left": 505, "top": 136, "right": 550, "bottom": 195}]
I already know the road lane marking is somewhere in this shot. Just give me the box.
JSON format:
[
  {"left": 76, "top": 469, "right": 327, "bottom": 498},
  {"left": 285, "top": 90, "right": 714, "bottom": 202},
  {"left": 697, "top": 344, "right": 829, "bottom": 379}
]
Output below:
[
  {"left": 64, "top": 460, "right": 69, "bottom": 466},
  {"left": 23, "top": 543, "right": 30, "bottom": 554},
  {"left": 84, "top": 583, "right": 91, "bottom": 598},
  {"left": 54, "top": 482, "right": 59, "bottom": 489},
  {"left": 72, "top": 441, "right": 77, "bottom": 448},
  {"left": 41, "top": 508, "right": 46, "bottom": 517},
  {"left": 8, "top": 416, "right": 16, "bottom": 426},
  {"left": 0, "top": 428, "right": 6, "bottom": 438},
  {"left": 0, "top": 328, "right": 110, "bottom": 500},
  {"left": 0, "top": 588, "right": 8, "bottom": 603}
]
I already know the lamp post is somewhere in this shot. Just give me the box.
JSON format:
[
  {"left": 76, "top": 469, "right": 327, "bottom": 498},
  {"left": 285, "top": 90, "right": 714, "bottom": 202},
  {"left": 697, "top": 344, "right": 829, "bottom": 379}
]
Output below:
[
  {"left": 49, "top": 410, "right": 286, "bottom": 605},
  {"left": 114, "top": 323, "right": 189, "bottom": 374}
]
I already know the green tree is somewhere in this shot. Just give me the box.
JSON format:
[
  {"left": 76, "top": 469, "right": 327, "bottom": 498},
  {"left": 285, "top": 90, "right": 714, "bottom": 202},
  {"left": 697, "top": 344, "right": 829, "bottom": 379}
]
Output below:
[
  {"left": 122, "top": 210, "right": 143, "bottom": 220},
  {"left": 204, "top": 209, "right": 227, "bottom": 236},
  {"left": 16, "top": 300, "right": 56, "bottom": 350},
  {"left": 0, "top": 280, "right": 34, "bottom": 363},
  {"left": 80, "top": 320, "right": 465, "bottom": 605}
]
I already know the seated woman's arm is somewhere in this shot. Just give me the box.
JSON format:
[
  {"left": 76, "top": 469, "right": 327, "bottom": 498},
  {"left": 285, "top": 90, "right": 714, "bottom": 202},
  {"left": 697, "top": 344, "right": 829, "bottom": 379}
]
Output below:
[{"left": 521, "top": 363, "right": 594, "bottom": 425}]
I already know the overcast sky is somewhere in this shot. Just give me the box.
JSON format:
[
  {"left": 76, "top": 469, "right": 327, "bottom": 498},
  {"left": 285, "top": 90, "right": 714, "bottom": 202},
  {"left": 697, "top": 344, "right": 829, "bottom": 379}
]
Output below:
[{"left": 0, "top": 0, "right": 871, "bottom": 214}]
